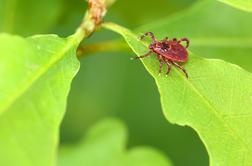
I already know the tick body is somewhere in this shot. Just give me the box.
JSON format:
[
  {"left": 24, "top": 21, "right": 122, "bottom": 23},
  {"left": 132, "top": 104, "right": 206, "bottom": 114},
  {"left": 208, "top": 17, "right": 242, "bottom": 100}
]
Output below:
[{"left": 132, "top": 32, "right": 189, "bottom": 78}]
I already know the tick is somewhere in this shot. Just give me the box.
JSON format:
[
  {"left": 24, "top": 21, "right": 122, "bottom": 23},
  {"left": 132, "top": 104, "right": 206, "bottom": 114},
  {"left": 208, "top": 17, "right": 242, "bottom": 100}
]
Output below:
[{"left": 131, "top": 32, "right": 189, "bottom": 78}]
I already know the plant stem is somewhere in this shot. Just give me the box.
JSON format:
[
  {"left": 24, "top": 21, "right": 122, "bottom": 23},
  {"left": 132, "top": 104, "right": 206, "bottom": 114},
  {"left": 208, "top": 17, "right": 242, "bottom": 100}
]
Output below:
[
  {"left": 77, "top": 40, "right": 129, "bottom": 58},
  {"left": 72, "top": 0, "right": 115, "bottom": 44}
]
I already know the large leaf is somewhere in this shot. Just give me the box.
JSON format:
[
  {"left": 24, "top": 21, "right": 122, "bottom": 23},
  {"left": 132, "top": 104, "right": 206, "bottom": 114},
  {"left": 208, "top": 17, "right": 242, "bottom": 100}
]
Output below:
[
  {"left": 0, "top": 32, "right": 81, "bottom": 166},
  {"left": 58, "top": 118, "right": 172, "bottom": 166},
  {"left": 218, "top": 0, "right": 252, "bottom": 12},
  {"left": 103, "top": 22, "right": 252, "bottom": 166},
  {"left": 0, "top": 0, "right": 63, "bottom": 35},
  {"left": 137, "top": 0, "right": 252, "bottom": 72}
]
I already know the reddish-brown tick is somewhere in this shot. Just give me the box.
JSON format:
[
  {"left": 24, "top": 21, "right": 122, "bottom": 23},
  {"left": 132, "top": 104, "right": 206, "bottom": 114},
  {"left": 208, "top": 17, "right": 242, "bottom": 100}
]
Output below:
[{"left": 131, "top": 32, "right": 189, "bottom": 78}]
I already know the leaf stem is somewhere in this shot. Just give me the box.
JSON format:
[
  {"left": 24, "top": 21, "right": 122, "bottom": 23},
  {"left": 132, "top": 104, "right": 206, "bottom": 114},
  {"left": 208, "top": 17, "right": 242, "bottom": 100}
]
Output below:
[{"left": 72, "top": 0, "right": 116, "bottom": 44}]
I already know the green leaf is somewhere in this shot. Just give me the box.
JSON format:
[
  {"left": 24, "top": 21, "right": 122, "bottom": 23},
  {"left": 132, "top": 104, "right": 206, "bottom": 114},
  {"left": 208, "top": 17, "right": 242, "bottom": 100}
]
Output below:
[
  {"left": 137, "top": 0, "right": 252, "bottom": 72},
  {"left": 218, "top": 0, "right": 252, "bottom": 12},
  {"left": 0, "top": 0, "right": 63, "bottom": 35},
  {"left": 103, "top": 22, "right": 252, "bottom": 166},
  {"left": 58, "top": 119, "right": 172, "bottom": 166},
  {"left": 0, "top": 33, "right": 81, "bottom": 166}
]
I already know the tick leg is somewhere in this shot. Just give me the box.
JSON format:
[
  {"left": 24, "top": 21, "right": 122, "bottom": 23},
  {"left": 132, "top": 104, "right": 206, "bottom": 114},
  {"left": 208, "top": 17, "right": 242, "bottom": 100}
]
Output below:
[
  {"left": 171, "top": 61, "right": 188, "bottom": 78},
  {"left": 159, "top": 60, "right": 164, "bottom": 75},
  {"left": 140, "top": 32, "right": 157, "bottom": 43},
  {"left": 172, "top": 38, "right": 177, "bottom": 42},
  {"left": 131, "top": 51, "right": 152, "bottom": 60},
  {"left": 178, "top": 38, "right": 190, "bottom": 48},
  {"left": 157, "top": 54, "right": 162, "bottom": 61},
  {"left": 165, "top": 61, "right": 171, "bottom": 76},
  {"left": 161, "top": 37, "right": 169, "bottom": 43},
  {"left": 163, "top": 37, "right": 168, "bottom": 41}
]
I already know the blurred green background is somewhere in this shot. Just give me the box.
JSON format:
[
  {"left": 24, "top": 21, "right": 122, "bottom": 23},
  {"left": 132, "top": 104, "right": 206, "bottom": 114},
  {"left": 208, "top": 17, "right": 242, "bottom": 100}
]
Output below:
[{"left": 6, "top": 0, "right": 249, "bottom": 165}]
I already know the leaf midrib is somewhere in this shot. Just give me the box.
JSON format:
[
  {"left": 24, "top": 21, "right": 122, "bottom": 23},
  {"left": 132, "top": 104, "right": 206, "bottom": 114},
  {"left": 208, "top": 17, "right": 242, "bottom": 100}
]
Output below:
[{"left": 0, "top": 35, "right": 77, "bottom": 115}]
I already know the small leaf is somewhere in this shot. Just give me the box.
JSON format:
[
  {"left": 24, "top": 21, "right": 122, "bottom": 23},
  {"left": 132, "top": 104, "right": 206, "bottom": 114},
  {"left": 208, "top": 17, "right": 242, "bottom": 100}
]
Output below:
[
  {"left": 0, "top": 33, "right": 81, "bottom": 166},
  {"left": 58, "top": 119, "right": 172, "bottom": 166},
  {"left": 103, "top": 22, "right": 252, "bottom": 166},
  {"left": 218, "top": 0, "right": 252, "bottom": 12}
]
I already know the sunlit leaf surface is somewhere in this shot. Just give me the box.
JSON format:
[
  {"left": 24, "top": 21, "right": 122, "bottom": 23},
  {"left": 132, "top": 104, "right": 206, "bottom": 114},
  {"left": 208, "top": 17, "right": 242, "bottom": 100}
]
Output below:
[
  {"left": 218, "top": 0, "right": 252, "bottom": 12},
  {"left": 0, "top": 33, "right": 80, "bottom": 166},
  {"left": 103, "top": 22, "right": 252, "bottom": 166}
]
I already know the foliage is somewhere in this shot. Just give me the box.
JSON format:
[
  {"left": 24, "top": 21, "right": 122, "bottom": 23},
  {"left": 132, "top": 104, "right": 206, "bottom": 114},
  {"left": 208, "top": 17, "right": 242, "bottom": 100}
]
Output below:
[
  {"left": 0, "top": 0, "right": 252, "bottom": 166},
  {"left": 0, "top": 33, "right": 80, "bottom": 165},
  {"left": 0, "top": 0, "right": 100, "bottom": 164}
]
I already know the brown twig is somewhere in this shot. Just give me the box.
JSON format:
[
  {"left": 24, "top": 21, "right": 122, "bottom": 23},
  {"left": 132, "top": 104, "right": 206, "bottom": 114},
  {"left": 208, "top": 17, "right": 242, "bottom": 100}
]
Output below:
[{"left": 77, "top": 0, "right": 114, "bottom": 38}]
